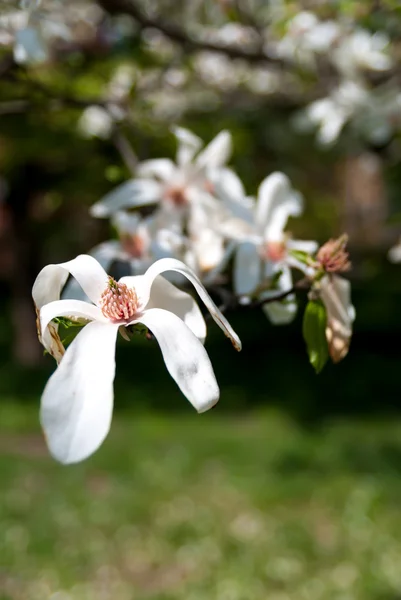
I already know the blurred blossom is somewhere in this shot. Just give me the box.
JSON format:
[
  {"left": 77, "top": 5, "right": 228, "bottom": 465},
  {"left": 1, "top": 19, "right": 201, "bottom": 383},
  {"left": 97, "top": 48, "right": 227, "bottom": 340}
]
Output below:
[
  {"left": 90, "top": 127, "right": 235, "bottom": 239},
  {"left": 332, "top": 29, "right": 393, "bottom": 78},
  {"left": 194, "top": 52, "right": 247, "bottom": 91},
  {"left": 201, "top": 22, "right": 261, "bottom": 50},
  {"left": 229, "top": 172, "right": 317, "bottom": 323},
  {"left": 297, "top": 81, "right": 369, "bottom": 146},
  {"left": 274, "top": 11, "right": 341, "bottom": 67},
  {"left": 78, "top": 106, "right": 114, "bottom": 139},
  {"left": 33, "top": 254, "right": 241, "bottom": 463}
]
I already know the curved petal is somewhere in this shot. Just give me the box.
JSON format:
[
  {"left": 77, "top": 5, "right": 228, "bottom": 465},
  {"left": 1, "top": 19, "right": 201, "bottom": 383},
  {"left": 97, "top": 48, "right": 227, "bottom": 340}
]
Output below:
[
  {"left": 320, "top": 275, "right": 355, "bottom": 362},
  {"left": 172, "top": 126, "right": 203, "bottom": 166},
  {"left": 196, "top": 131, "right": 232, "bottom": 170},
  {"left": 32, "top": 255, "right": 109, "bottom": 361},
  {"left": 62, "top": 242, "right": 122, "bottom": 302},
  {"left": 40, "top": 321, "right": 119, "bottom": 464},
  {"left": 138, "top": 258, "right": 241, "bottom": 351},
  {"left": 120, "top": 274, "right": 206, "bottom": 342},
  {"left": 59, "top": 255, "right": 109, "bottom": 305},
  {"left": 136, "top": 308, "right": 219, "bottom": 412},
  {"left": 136, "top": 159, "right": 176, "bottom": 181},
  {"left": 256, "top": 172, "right": 303, "bottom": 240},
  {"left": 40, "top": 299, "right": 105, "bottom": 341},
  {"left": 90, "top": 179, "right": 162, "bottom": 218},
  {"left": 234, "top": 242, "right": 261, "bottom": 296}
]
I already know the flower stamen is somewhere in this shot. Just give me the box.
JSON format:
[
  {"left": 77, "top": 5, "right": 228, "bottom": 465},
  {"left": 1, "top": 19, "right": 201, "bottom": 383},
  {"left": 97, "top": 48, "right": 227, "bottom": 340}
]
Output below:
[{"left": 100, "top": 277, "right": 138, "bottom": 322}]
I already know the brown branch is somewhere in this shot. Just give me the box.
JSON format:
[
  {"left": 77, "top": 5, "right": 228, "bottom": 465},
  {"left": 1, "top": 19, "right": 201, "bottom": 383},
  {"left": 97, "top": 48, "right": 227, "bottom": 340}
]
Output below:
[{"left": 96, "top": 0, "right": 288, "bottom": 67}]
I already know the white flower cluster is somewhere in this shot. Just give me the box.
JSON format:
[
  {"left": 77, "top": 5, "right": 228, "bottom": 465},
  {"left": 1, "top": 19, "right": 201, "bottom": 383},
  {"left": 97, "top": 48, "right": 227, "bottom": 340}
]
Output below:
[
  {"left": 79, "top": 127, "right": 318, "bottom": 324},
  {"left": 32, "top": 126, "right": 355, "bottom": 464}
]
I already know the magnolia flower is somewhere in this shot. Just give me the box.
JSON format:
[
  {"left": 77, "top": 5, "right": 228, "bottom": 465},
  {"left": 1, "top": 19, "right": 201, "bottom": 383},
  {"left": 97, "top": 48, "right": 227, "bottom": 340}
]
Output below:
[
  {"left": 232, "top": 172, "right": 317, "bottom": 324},
  {"left": 298, "top": 80, "right": 369, "bottom": 145},
  {"left": 319, "top": 275, "right": 355, "bottom": 363},
  {"left": 89, "top": 127, "right": 233, "bottom": 236},
  {"left": 332, "top": 29, "right": 392, "bottom": 78},
  {"left": 33, "top": 255, "right": 241, "bottom": 464}
]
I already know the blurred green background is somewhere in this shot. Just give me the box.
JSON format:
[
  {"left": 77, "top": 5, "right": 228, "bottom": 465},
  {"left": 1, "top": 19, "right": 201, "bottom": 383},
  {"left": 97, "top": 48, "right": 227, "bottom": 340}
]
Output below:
[{"left": 2, "top": 1, "right": 401, "bottom": 598}]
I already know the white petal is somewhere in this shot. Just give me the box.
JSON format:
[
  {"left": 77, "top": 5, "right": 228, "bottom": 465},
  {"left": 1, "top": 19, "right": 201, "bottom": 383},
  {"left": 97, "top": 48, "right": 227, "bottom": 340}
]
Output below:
[
  {"left": 62, "top": 242, "right": 122, "bottom": 302},
  {"left": 172, "top": 126, "right": 203, "bottom": 166},
  {"left": 260, "top": 265, "right": 297, "bottom": 324},
  {"left": 40, "top": 299, "right": 105, "bottom": 340},
  {"left": 287, "top": 239, "right": 318, "bottom": 253},
  {"left": 320, "top": 275, "right": 355, "bottom": 362},
  {"left": 90, "top": 179, "right": 162, "bottom": 218},
  {"left": 32, "top": 255, "right": 109, "bottom": 360},
  {"left": 59, "top": 255, "right": 109, "bottom": 305},
  {"left": 234, "top": 242, "right": 261, "bottom": 296},
  {"left": 139, "top": 258, "right": 241, "bottom": 351},
  {"left": 195, "top": 131, "right": 232, "bottom": 170},
  {"left": 256, "top": 172, "right": 303, "bottom": 240},
  {"left": 40, "top": 321, "right": 119, "bottom": 464},
  {"left": 211, "top": 167, "right": 245, "bottom": 201},
  {"left": 136, "top": 308, "right": 219, "bottom": 412},
  {"left": 136, "top": 159, "right": 176, "bottom": 181},
  {"left": 120, "top": 274, "right": 206, "bottom": 342}
]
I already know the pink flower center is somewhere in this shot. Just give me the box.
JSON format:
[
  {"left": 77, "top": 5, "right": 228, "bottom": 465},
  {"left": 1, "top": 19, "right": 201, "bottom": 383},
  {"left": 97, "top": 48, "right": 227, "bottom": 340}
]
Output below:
[
  {"left": 261, "top": 241, "right": 286, "bottom": 263},
  {"left": 164, "top": 185, "right": 188, "bottom": 207},
  {"left": 100, "top": 277, "right": 138, "bottom": 322}
]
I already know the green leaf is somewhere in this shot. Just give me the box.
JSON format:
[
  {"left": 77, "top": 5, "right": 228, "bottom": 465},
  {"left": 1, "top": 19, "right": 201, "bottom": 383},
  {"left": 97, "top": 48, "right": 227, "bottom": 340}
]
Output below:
[{"left": 302, "top": 300, "right": 329, "bottom": 374}]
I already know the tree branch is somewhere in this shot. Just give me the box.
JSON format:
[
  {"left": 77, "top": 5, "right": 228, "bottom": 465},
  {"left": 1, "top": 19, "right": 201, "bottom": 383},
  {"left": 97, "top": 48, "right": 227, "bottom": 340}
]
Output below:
[{"left": 96, "top": 0, "right": 287, "bottom": 67}]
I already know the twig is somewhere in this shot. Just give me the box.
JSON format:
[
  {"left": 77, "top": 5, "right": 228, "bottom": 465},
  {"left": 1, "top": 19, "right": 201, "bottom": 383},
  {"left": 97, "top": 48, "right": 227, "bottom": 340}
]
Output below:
[{"left": 112, "top": 128, "right": 138, "bottom": 174}]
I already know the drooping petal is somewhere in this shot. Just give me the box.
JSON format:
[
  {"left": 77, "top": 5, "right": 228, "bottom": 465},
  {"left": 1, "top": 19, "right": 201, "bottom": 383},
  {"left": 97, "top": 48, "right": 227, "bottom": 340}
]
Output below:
[
  {"left": 138, "top": 258, "right": 242, "bottom": 351},
  {"left": 320, "top": 275, "right": 355, "bottom": 362},
  {"left": 40, "top": 321, "right": 119, "bottom": 464},
  {"left": 195, "top": 131, "right": 232, "bottom": 170},
  {"left": 32, "top": 255, "right": 108, "bottom": 360},
  {"left": 172, "top": 126, "right": 203, "bottom": 166},
  {"left": 260, "top": 265, "right": 297, "bottom": 325},
  {"left": 62, "top": 241, "right": 123, "bottom": 302},
  {"left": 40, "top": 299, "right": 105, "bottom": 341},
  {"left": 90, "top": 179, "right": 162, "bottom": 218},
  {"left": 136, "top": 159, "right": 176, "bottom": 181},
  {"left": 120, "top": 274, "right": 206, "bottom": 342},
  {"left": 256, "top": 172, "right": 303, "bottom": 240},
  {"left": 234, "top": 242, "right": 261, "bottom": 296},
  {"left": 136, "top": 308, "right": 219, "bottom": 412}
]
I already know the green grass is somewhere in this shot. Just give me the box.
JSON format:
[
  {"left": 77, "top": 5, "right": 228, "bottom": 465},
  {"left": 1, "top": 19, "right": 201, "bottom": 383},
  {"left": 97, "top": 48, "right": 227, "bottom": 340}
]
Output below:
[{"left": 1, "top": 403, "right": 401, "bottom": 600}]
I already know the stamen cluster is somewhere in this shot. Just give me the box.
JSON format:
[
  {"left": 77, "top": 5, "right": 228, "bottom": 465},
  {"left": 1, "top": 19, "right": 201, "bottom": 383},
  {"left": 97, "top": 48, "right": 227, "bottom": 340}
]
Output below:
[{"left": 100, "top": 277, "right": 138, "bottom": 322}]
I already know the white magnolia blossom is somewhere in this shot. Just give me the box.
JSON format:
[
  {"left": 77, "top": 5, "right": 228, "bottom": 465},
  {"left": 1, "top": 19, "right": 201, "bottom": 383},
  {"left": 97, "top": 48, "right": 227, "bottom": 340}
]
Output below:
[
  {"left": 274, "top": 11, "right": 341, "bottom": 68},
  {"left": 229, "top": 172, "right": 317, "bottom": 324},
  {"left": 33, "top": 254, "right": 241, "bottom": 464},
  {"left": 297, "top": 80, "right": 369, "bottom": 146},
  {"left": 332, "top": 29, "right": 392, "bottom": 78},
  {"left": 319, "top": 275, "right": 355, "bottom": 363},
  {"left": 89, "top": 127, "right": 234, "bottom": 234}
]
